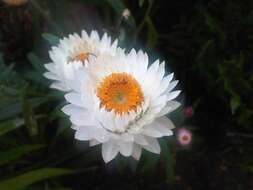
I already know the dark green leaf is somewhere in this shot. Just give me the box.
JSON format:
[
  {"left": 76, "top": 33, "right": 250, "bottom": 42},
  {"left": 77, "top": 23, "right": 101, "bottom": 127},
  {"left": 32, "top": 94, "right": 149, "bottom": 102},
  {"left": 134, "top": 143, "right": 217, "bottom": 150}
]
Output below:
[
  {"left": 146, "top": 17, "right": 158, "bottom": 48},
  {"left": 160, "top": 138, "right": 174, "bottom": 182},
  {"left": 22, "top": 92, "right": 39, "bottom": 139},
  {"left": 138, "top": 150, "right": 159, "bottom": 173},
  {"left": 27, "top": 53, "right": 44, "bottom": 72},
  {"left": 0, "top": 168, "right": 74, "bottom": 190},
  {"left": 139, "top": 0, "right": 145, "bottom": 7},
  {"left": 0, "top": 121, "right": 20, "bottom": 136},
  {"left": 42, "top": 33, "right": 60, "bottom": 46},
  {"left": 106, "top": 0, "right": 125, "bottom": 15},
  {"left": 230, "top": 96, "right": 241, "bottom": 115},
  {"left": 0, "top": 144, "right": 45, "bottom": 166}
]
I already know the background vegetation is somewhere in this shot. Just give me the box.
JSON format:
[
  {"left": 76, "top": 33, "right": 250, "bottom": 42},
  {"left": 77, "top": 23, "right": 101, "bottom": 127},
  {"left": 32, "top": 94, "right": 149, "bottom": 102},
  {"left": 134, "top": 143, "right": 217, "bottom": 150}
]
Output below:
[{"left": 0, "top": 0, "right": 252, "bottom": 189}]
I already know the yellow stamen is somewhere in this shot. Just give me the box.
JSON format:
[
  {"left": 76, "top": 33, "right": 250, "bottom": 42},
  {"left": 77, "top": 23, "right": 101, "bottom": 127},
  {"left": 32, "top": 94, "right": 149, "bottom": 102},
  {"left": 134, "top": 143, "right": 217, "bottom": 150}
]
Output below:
[{"left": 97, "top": 73, "right": 144, "bottom": 114}]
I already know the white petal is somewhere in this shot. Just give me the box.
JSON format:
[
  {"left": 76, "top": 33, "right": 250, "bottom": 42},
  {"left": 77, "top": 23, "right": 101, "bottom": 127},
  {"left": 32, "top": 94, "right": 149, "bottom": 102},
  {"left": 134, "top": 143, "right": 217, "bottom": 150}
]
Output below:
[
  {"left": 157, "top": 101, "right": 181, "bottom": 117},
  {"left": 119, "top": 141, "right": 133, "bottom": 157},
  {"left": 142, "top": 127, "right": 162, "bottom": 138},
  {"left": 89, "top": 139, "right": 100, "bottom": 147},
  {"left": 44, "top": 63, "right": 57, "bottom": 74},
  {"left": 167, "top": 90, "right": 181, "bottom": 101},
  {"left": 166, "top": 80, "right": 179, "bottom": 92},
  {"left": 132, "top": 145, "right": 142, "bottom": 160},
  {"left": 43, "top": 72, "right": 59, "bottom": 81},
  {"left": 74, "top": 127, "right": 93, "bottom": 141},
  {"left": 157, "top": 61, "right": 165, "bottom": 81},
  {"left": 142, "top": 137, "right": 161, "bottom": 154},
  {"left": 134, "top": 134, "right": 148, "bottom": 145},
  {"left": 158, "top": 73, "right": 174, "bottom": 95},
  {"left": 70, "top": 113, "right": 95, "bottom": 126},
  {"left": 90, "top": 30, "right": 99, "bottom": 41},
  {"left": 50, "top": 82, "right": 67, "bottom": 91},
  {"left": 151, "top": 117, "right": 174, "bottom": 136},
  {"left": 64, "top": 92, "right": 83, "bottom": 106},
  {"left": 102, "top": 141, "right": 119, "bottom": 163},
  {"left": 148, "top": 60, "right": 160, "bottom": 74},
  {"left": 61, "top": 104, "right": 84, "bottom": 116},
  {"left": 81, "top": 30, "right": 89, "bottom": 39},
  {"left": 93, "top": 127, "right": 110, "bottom": 143}
]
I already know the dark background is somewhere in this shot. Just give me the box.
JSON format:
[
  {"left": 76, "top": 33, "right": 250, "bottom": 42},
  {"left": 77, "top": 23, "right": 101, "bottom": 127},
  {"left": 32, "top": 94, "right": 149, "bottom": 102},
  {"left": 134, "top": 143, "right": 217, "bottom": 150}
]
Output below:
[{"left": 0, "top": 0, "right": 252, "bottom": 189}]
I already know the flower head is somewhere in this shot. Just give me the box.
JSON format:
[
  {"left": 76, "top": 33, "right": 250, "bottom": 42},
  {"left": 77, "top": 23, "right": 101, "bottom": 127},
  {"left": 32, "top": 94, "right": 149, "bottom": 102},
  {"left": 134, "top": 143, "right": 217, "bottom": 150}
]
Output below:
[
  {"left": 183, "top": 106, "right": 194, "bottom": 118},
  {"left": 43, "top": 30, "right": 118, "bottom": 92},
  {"left": 177, "top": 128, "right": 192, "bottom": 146},
  {"left": 62, "top": 49, "right": 181, "bottom": 163}
]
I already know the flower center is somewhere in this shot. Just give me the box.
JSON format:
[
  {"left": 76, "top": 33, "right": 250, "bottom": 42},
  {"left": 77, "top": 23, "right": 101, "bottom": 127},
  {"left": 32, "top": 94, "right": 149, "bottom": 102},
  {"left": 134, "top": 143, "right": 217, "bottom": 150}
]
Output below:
[
  {"left": 72, "top": 52, "right": 90, "bottom": 62},
  {"left": 96, "top": 73, "right": 144, "bottom": 114}
]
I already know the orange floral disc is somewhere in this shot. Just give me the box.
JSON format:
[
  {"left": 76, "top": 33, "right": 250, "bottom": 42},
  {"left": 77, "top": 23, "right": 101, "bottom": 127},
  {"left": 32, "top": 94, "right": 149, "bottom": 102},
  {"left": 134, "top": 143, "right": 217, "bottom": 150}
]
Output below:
[
  {"left": 71, "top": 52, "right": 90, "bottom": 63},
  {"left": 97, "top": 73, "right": 144, "bottom": 114}
]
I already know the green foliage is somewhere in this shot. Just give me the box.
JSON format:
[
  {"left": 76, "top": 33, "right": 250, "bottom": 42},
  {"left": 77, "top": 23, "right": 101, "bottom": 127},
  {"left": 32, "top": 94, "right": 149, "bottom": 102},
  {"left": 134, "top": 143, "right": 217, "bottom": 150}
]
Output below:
[
  {"left": 42, "top": 33, "right": 60, "bottom": 46},
  {"left": 0, "top": 144, "right": 45, "bottom": 166},
  {"left": 0, "top": 121, "right": 21, "bottom": 136},
  {"left": 0, "top": 0, "right": 251, "bottom": 189},
  {"left": 0, "top": 168, "right": 74, "bottom": 190}
]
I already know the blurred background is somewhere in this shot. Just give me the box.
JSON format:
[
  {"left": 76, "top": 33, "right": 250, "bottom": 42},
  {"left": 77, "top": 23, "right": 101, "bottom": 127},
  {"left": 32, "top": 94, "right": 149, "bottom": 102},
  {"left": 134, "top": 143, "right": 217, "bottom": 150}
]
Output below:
[{"left": 0, "top": 0, "right": 252, "bottom": 189}]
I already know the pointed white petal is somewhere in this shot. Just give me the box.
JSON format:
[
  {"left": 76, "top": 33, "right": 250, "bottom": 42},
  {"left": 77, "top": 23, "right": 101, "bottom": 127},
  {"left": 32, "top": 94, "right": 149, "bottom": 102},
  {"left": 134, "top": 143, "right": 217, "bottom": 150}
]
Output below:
[
  {"left": 74, "top": 127, "right": 93, "bottom": 141},
  {"left": 119, "top": 141, "right": 133, "bottom": 157},
  {"left": 132, "top": 145, "right": 142, "bottom": 160},
  {"left": 167, "top": 80, "right": 179, "bottom": 92},
  {"left": 134, "top": 134, "right": 148, "bottom": 145},
  {"left": 50, "top": 82, "right": 67, "bottom": 91},
  {"left": 157, "top": 101, "right": 181, "bottom": 117},
  {"left": 153, "top": 117, "right": 174, "bottom": 135},
  {"left": 102, "top": 141, "right": 119, "bottom": 163},
  {"left": 43, "top": 72, "right": 59, "bottom": 80},
  {"left": 89, "top": 139, "right": 100, "bottom": 147},
  {"left": 44, "top": 63, "right": 57, "bottom": 73},
  {"left": 142, "top": 127, "right": 162, "bottom": 137},
  {"left": 142, "top": 137, "right": 161, "bottom": 154},
  {"left": 61, "top": 104, "right": 84, "bottom": 115},
  {"left": 70, "top": 113, "right": 95, "bottom": 126},
  {"left": 64, "top": 92, "right": 83, "bottom": 106},
  {"left": 167, "top": 90, "right": 181, "bottom": 101}
]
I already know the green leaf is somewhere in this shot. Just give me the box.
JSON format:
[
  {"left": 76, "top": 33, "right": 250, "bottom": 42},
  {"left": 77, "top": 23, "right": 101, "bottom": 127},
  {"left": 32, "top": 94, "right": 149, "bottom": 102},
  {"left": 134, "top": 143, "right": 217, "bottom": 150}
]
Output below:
[
  {"left": 0, "top": 144, "right": 45, "bottom": 166},
  {"left": 0, "top": 168, "right": 74, "bottom": 190},
  {"left": 230, "top": 96, "right": 241, "bottom": 115},
  {"left": 196, "top": 39, "right": 214, "bottom": 63},
  {"left": 139, "top": 0, "right": 145, "bottom": 7},
  {"left": 246, "top": 166, "right": 253, "bottom": 172},
  {"left": 106, "top": 0, "right": 125, "bottom": 15},
  {"left": 27, "top": 53, "right": 44, "bottom": 72},
  {"left": 22, "top": 92, "right": 39, "bottom": 139},
  {"left": 160, "top": 138, "right": 174, "bottom": 182},
  {"left": 42, "top": 33, "right": 60, "bottom": 46},
  {"left": 0, "top": 64, "right": 15, "bottom": 81},
  {"left": 146, "top": 17, "right": 158, "bottom": 48},
  {"left": 138, "top": 150, "right": 159, "bottom": 173},
  {"left": 0, "top": 97, "right": 47, "bottom": 121},
  {"left": 0, "top": 52, "right": 4, "bottom": 68},
  {"left": 0, "top": 121, "right": 20, "bottom": 136}
]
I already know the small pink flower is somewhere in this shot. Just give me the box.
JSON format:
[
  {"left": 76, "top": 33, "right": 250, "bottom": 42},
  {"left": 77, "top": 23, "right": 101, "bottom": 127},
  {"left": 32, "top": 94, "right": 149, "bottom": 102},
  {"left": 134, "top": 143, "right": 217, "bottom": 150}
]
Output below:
[
  {"left": 177, "top": 128, "right": 192, "bottom": 146},
  {"left": 183, "top": 106, "right": 194, "bottom": 118}
]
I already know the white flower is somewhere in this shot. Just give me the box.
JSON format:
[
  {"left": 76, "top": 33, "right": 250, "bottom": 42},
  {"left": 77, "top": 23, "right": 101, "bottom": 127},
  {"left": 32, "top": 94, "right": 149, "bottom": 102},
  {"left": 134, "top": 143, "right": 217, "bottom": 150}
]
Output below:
[
  {"left": 43, "top": 30, "right": 118, "bottom": 92},
  {"left": 62, "top": 49, "right": 181, "bottom": 163}
]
